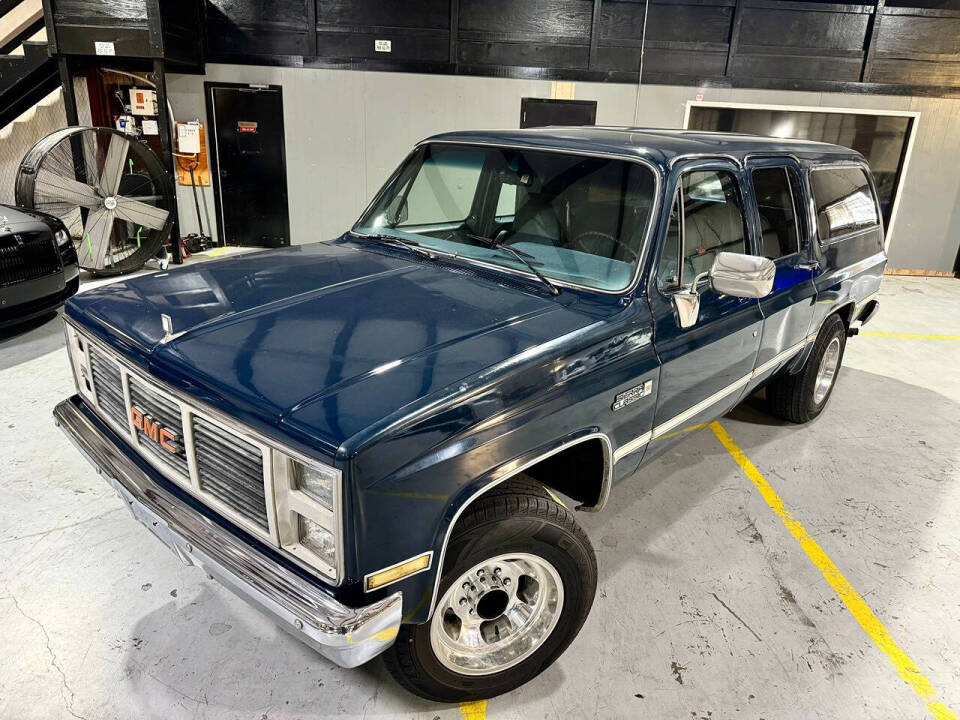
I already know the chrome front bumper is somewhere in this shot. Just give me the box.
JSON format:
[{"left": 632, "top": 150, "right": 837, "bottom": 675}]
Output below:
[{"left": 54, "top": 396, "right": 402, "bottom": 668}]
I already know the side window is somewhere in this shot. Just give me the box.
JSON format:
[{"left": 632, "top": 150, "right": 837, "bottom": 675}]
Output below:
[
  {"left": 657, "top": 169, "right": 748, "bottom": 290},
  {"left": 657, "top": 170, "right": 748, "bottom": 289},
  {"left": 402, "top": 149, "right": 483, "bottom": 226},
  {"left": 752, "top": 167, "right": 800, "bottom": 260},
  {"left": 810, "top": 166, "right": 878, "bottom": 242}
]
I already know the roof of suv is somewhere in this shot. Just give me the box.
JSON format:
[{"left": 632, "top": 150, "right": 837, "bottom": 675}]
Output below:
[{"left": 422, "top": 127, "right": 863, "bottom": 168}]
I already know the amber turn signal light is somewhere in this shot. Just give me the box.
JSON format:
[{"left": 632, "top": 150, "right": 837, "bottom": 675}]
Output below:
[{"left": 365, "top": 553, "right": 432, "bottom": 591}]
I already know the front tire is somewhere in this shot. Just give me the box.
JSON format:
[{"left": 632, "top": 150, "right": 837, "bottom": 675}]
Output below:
[
  {"left": 384, "top": 478, "right": 597, "bottom": 702},
  {"left": 767, "top": 313, "right": 847, "bottom": 423}
]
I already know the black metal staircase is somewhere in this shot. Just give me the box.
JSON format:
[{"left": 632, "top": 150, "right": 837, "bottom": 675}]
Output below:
[{"left": 0, "top": 0, "right": 57, "bottom": 130}]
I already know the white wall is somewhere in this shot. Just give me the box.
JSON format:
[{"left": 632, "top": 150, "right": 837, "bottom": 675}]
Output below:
[{"left": 167, "top": 65, "right": 960, "bottom": 272}]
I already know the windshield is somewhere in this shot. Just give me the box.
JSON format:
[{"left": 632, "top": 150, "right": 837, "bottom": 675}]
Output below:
[{"left": 353, "top": 143, "right": 658, "bottom": 292}]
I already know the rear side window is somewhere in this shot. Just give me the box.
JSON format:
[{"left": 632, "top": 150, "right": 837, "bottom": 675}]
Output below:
[
  {"left": 752, "top": 167, "right": 800, "bottom": 260},
  {"left": 810, "top": 167, "right": 878, "bottom": 242}
]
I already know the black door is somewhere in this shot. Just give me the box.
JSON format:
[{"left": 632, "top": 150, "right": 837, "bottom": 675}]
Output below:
[{"left": 208, "top": 84, "right": 290, "bottom": 247}]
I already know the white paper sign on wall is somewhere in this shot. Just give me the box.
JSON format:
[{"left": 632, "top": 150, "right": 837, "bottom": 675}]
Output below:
[
  {"left": 375, "top": 39, "right": 392, "bottom": 53},
  {"left": 95, "top": 41, "right": 116, "bottom": 56}
]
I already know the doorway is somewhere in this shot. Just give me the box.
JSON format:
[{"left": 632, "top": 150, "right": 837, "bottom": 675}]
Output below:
[{"left": 206, "top": 83, "right": 290, "bottom": 247}]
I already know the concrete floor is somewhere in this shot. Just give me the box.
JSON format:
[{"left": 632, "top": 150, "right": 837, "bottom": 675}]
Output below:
[{"left": 1, "top": 273, "right": 958, "bottom": 719}]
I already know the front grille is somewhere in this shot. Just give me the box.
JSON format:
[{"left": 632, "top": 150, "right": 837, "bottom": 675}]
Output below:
[
  {"left": 89, "top": 345, "right": 127, "bottom": 433},
  {"left": 129, "top": 377, "right": 189, "bottom": 478},
  {"left": 193, "top": 417, "right": 268, "bottom": 529},
  {"left": 78, "top": 335, "right": 270, "bottom": 536},
  {"left": 0, "top": 231, "right": 60, "bottom": 286}
]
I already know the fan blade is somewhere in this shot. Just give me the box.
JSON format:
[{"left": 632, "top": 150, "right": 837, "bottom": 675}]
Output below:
[
  {"left": 98, "top": 134, "right": 129, "bottom": 196},
  {"left": 114, "top": 196, "right": 170, "bottom": 231},
  {"left": 34, "top": 172, "right": 101, "bottom": 209},
  {"left": 82, "top": 207, "right": 115, "bottom": 269}
]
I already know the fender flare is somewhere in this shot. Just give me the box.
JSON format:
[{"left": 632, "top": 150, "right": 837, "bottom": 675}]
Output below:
[{"left": 425, "top": 429, "right": 612, "bottom": 620}]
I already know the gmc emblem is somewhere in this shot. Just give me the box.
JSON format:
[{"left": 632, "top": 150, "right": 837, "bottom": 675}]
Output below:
[{"left": 130, "top": 406, "right": 180, "bottom": 453}]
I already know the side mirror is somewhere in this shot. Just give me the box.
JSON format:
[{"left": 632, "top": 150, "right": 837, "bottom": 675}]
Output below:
[
  {"left": 671, "top": 252, "right": 775, "bottom": 329},
  {"left": 710, "top": 252, "right": 776, "bottom": 299}
]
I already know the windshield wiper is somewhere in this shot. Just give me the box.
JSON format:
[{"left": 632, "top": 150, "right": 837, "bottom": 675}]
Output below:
[
  {"left": 350, "top": 230, "right": 437, "bottom": 260},
  {"left": 465, "top": 233, "right": 561, "bottom": 296}
]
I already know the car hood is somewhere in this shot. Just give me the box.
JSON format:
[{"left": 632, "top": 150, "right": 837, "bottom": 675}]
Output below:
[{"left": 67, "top": 240, "right": 602, "bottom": 453}]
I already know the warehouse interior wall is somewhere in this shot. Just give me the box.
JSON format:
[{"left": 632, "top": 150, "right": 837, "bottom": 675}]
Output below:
[{"left": 167, "top": 64, "right": 960, "bottom": 272}]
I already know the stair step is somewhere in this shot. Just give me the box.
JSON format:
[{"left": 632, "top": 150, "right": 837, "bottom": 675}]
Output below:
[
  {"left": 0, "top": 0, "right": 42, "bottom": 51},
  {"left": 8, "top": 27, "right": 45, "bottom": 54},
  {"left": 20, "top": 39, "right": 48, "bottom": 61}
]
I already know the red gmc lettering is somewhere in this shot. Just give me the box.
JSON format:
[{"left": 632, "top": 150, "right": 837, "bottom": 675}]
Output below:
[
  {"left": 142, "top": 416, "right": 159, "bottom": 442},
  {"left": 159, "top": 428, "right": 176, "bottom": 453}
]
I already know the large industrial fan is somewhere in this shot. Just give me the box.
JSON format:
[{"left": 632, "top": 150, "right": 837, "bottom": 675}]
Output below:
[{"left": 15, "top": 127, "right": 174, "bottom": 275}]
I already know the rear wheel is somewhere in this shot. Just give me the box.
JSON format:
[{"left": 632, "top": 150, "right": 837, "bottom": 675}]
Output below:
[
  {"left": 384, "top": 478, "right": 597, "bottom": 702},
  {"left": 767, "top": 313, "right": 847, "bottom": 423}
]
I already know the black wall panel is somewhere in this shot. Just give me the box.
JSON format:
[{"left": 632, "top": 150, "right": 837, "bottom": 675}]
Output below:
[
  {"left": 54, "top": 0, "right": 148, "bottom": 24},
  {"left": 317, "top": 32, "right": 450, "bottom": 62},
  {"left": 738, "top": 5, "right": 870, "bottom": 52},
  {"left": 459, "top": 40, "right": 591, "bottom": 69},
  {"left": 44, "top": 0, "right": 960, "bottom": 97},
  {"left": 317, "top": 0, "right": 450, "bottom": 30},
  {"left": 212, "top": 0, "right": 307, "bottom": 26},
  {"left": 314, "top": 0, "right": 450, "bottom": 62},
  {"left": 874, "top": 15, "right": 960, "bottom": 56},
  {"left": 870, "top": 58, "right": 960, "bottom": 87},
  {"left": 207, "top": 0, "right": 311, "bottom": 58},
  {"left": 459, "top": 0, "right": 593, "bottom": 40},
  {"left": 600, "top": 0, "right": 734, "bottom": 45},
  {"left": 731, "top": 3, "right": 869, "bottom": 81}
]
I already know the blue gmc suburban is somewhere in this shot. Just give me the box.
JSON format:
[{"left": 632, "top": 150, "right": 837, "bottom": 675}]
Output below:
[{"left": 55, "top": 128, "right": 885, "bottom": 702}]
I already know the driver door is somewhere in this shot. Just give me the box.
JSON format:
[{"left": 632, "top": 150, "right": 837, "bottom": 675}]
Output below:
[{"left": 645, "top": 160, "right": 763, "bottom": 459}]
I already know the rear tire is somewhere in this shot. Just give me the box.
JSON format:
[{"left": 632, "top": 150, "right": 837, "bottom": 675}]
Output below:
[
  {"left": 767, "top": 314, "right": 846, "bottom": 423},
  {"left": 383, "top": 478, "right": 597, "bottom": 702}
]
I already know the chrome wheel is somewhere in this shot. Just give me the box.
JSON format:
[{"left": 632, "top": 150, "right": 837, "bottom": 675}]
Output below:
[
  {"left": 429, "top": 552, "right": 564, "bottom": 676},
  {"left": 813, "top": 336, "right": 841, "bottom": 404}
]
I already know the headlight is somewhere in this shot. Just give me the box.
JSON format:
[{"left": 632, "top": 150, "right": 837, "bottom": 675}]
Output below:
[
  {"left": 298, "top": 516, "right": 337, "bottom": 567},
  {"left": 273, "top": 452, "right": 342, "bottom": 583},
  {"left": 292, "top": 461, "right": 335, "bottom": 510},
  {"left": 55, "top": 228, "right": 71, "bottom": 247}
]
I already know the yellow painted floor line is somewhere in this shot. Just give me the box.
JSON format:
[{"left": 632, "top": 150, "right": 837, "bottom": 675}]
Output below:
[
  {"left": 859, "top": 332, "right": 960, "bottom": 340},
  {"left": 459, "top": 699, "right": 487, "bottom": 719},
  {"left": 206, "top": 247, "right": 233, "bottom": 257},
  {"left": 709, "top": 421, "right": 956, "bottom": 720}
]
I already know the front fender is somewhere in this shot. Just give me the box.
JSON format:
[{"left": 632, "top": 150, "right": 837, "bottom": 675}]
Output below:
[
  {"left": 353, "top": 423, "right": 612, "bottom": 624},
  {"left": 346, "top": 320, "right": 660, "bottom": 622}
]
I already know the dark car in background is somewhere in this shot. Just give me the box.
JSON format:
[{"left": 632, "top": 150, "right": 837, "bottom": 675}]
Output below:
[
  {"left": 0, "top": 205, "right": 79, "bottom": 326},
  {"left": 54, "top": 128, "right": 884, "bottom": 702}
]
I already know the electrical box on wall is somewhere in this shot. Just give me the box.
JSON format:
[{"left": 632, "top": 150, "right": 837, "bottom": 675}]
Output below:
[
  {"left": 129, "top": 88, "right": 158, "bottom": 116},
  {"left": 176, "top": 122, "right": 202, "bottom": 153}
]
